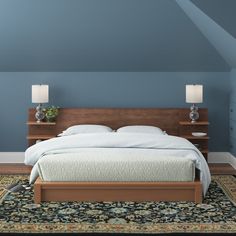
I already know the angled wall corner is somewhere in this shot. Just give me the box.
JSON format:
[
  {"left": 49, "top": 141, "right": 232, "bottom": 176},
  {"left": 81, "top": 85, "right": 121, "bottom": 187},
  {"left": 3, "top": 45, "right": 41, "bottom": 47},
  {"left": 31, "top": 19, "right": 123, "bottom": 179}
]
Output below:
[
  {"left": 229, "top": 68, "right": 236, "bottom": 158},
  {"left": 175, "top": 0, "right": 236, "bottom": 68},
  {"left": 230, "top": 69, "right": 236, "bottom": 103}
]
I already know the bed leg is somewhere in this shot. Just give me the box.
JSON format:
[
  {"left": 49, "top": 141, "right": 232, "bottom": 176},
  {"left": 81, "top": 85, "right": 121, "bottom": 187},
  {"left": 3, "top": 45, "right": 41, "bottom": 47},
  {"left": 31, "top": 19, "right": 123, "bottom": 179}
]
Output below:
[
  {"left": 34, "top": 178, "right": 42, "bottom": 204},
  {"left": 195, "top": 183, "right": 202, "bottom": 203}
]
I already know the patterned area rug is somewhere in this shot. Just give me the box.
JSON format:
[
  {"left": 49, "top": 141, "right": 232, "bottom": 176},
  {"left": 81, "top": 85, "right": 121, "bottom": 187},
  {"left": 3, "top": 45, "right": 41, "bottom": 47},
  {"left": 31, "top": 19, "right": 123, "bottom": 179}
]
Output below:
[{"left": 0, "top": 175, "right": 236, "bottom": 234}]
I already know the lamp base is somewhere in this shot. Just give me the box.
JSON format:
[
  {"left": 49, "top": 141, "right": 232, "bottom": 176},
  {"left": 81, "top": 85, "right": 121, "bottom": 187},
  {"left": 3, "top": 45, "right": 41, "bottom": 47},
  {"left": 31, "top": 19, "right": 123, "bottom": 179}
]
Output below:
[
  {"left": 189, "top": 104, "right": 199, "bottom": 123},
  {"left": 35, "top": 103, "right": 45, "bottom": 122}
]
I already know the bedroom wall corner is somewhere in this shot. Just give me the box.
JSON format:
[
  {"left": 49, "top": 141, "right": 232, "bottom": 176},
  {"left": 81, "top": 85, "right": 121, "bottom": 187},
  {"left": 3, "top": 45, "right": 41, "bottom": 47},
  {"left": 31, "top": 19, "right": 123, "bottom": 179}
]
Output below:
[
  {"left": 229, "top": 68, "right": 236, "bottom": 158},
  {"left": 208, "top": 152, "right": 236, "bottom": 170}
]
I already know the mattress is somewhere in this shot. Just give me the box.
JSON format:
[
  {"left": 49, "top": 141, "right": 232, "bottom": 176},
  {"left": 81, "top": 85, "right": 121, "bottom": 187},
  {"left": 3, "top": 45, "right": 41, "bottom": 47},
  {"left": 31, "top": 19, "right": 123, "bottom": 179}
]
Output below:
[{"left": 37, "top": 148, "right": 195, "bottom": 182}]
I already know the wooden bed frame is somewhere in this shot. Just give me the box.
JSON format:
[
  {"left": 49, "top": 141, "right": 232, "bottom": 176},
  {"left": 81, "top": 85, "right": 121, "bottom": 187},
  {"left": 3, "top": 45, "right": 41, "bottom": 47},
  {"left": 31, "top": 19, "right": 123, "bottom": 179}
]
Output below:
[{"left": 28, "top": 108, "right": 208, "bottom": 204}]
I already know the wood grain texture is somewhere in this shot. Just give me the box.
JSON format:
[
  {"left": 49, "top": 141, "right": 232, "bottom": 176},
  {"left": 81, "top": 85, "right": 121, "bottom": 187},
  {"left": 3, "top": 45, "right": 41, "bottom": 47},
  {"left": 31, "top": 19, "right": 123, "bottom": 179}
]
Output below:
[
  {"left": 0, "top": 164, "right": 32, "bottom": 174},
  {"left": 179, "top": 121, "right": 209, "bottom": 125},
  {"left": 179, "top": 118, "right": 209, "bottom": 160},
  {"left": 34, "top": 177, "right": 202, "bottom": 204},
  {"left": 27, "top": 122, "right": 56, "bottom": 125},
  {"left": 209, "top": 163, "right": 236, "bottom": 175},
  {"left": 28, "top": 108, "right": 208, "bottom": 146},
  {"left": 181, "top": 135, "right": 209, "bottom": 140}
]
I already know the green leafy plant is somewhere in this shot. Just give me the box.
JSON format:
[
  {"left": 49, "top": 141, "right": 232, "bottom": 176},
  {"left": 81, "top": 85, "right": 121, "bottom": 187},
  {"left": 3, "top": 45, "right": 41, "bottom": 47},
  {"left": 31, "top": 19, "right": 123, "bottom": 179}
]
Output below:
[{"left": 43, "top": 106, "right": 59, "bottom": 122}]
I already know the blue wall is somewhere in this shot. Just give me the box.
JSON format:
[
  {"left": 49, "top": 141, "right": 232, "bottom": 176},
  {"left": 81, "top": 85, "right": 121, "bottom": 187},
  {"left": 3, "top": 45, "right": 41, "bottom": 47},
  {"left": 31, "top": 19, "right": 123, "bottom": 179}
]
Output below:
[
  {"left": 229, "top": 69, "right": 236, "bottom": 156},
  {"left": 0, "top": 72, "right": 229, "bottom": 152},
  {"left": 230, "top": 69, "right": 236, "bottom": 103},
  {"left": 0, "top": 0, "right": 229, "bottom": 72}
]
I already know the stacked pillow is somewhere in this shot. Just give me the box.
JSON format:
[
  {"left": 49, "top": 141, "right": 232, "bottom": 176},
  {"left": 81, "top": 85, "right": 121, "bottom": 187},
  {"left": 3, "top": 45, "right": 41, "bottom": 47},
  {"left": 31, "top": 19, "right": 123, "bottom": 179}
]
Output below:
[
  {"left": 117, "top": 125, "right": 165, "bottom": 135},
  {"left": 58, "top": 125, "right": 113, "bottom": 136}
]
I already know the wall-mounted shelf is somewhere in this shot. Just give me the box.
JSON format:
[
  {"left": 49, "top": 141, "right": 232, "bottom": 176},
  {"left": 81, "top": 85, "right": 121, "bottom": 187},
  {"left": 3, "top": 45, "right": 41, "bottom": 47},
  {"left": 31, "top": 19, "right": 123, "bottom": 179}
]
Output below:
[
  {"left": 179, "top": 121, "right": 209, "bottom": 126},
  {"left": 200, "top": 150, "right": 209, "bottom": 154},
  {"left": 179, "top": 120, "right": 209, "bottom": 162},
  {"left": 27, "top": 135, "right": 55, "bottom": 140},
  {"left": 27, "top": 122, "right": 56, "bottom": 126},
  {"left": 180, "top": 135, "right": 209, "bottom": 140},
  {"left": 27, "top": 118, "right": 57, "bottom": 147}
]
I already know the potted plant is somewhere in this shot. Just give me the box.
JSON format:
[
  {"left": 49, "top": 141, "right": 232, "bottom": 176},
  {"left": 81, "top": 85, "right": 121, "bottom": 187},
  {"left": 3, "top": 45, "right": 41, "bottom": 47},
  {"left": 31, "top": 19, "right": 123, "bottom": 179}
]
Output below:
[{"left": 43, "top": 106, "right": 59, "bottom": 122}]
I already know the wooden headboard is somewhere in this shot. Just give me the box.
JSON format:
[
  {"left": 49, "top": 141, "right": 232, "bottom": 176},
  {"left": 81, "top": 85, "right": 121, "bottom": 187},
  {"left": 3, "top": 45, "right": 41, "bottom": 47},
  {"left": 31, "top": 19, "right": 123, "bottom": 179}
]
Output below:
[{"left": 28, "top": 108, "right": 208, "bottom": 146}]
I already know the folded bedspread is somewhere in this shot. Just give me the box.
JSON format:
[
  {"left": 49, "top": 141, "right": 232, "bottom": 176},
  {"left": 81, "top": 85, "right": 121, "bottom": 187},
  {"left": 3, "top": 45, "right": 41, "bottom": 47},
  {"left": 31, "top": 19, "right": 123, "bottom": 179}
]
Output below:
[{"left": 24, "top": 132, "right": 211, "bottom": 195}]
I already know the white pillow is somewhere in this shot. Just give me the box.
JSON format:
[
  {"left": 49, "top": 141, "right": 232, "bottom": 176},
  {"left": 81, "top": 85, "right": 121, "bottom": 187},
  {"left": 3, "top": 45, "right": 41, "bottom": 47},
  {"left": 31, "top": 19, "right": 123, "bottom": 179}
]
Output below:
[
  {"left": 58, "top": 124, "right": 113, "bottom": 136},
  {"left": 117, "top": 125, "right": 164, "bottom": 134}
]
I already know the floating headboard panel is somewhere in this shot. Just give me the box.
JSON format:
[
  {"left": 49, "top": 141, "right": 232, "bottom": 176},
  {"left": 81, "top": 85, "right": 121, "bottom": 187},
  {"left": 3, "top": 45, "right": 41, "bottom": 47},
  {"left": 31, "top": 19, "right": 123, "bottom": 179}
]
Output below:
[{"left": 28, "top": 108, "right": 208, "bottom": 146}]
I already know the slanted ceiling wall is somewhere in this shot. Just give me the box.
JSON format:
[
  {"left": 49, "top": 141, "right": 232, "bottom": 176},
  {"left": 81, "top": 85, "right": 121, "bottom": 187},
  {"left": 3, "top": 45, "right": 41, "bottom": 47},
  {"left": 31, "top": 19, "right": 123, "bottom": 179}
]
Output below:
[
  {"left": 0, "top": 0, "right": 234, "bottom": 152},
  {"left": 0, "top": 0, "right": 230, "bottom": 71}
]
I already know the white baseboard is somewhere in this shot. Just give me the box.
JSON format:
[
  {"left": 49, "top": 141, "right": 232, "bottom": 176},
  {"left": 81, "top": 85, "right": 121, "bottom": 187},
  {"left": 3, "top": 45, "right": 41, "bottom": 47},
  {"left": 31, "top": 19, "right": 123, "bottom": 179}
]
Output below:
[
  {"left": 0, "top": 152, "right": 25, "bottom": 163},
  {"left": 208, "top": 152, "right": 230, "bottom": 163},
  {"left": 207, "top": 152, "right": 236, "bottom": 169},
  {"left": 0, "top": 152, "right": 235, "bottom": 169},
  {"left": 227, "top": 153, "right": 236, "bottom": 169}
]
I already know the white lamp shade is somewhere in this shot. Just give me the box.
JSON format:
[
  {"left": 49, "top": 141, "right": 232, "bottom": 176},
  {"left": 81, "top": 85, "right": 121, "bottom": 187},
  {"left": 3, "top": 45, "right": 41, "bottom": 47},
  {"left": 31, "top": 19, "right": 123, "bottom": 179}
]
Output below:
[
  {"left": 32, "top": 85, "right": 49, "bottom": 103},
  {"left": 186, "top": 85, "right": 203, "bottom": 103}
]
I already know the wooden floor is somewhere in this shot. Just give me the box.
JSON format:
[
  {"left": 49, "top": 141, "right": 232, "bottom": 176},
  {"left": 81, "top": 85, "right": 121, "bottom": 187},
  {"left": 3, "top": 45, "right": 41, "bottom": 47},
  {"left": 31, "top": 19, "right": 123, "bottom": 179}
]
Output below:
[
  {"left": 208, "top": 163, "right": 236, "bottom": 175},
  {"left": 0, "top": 164, "right": 32, "bottom": 174},
  {"left": 0, "top": 163, "right": 235, "bottom": 175}
]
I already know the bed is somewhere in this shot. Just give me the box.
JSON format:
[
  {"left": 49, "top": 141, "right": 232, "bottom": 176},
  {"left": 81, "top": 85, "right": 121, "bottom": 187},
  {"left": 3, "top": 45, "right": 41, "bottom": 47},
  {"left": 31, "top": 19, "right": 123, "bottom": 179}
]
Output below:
[{"left": 25, "top": 108, "right": 211, "bottom": 203}]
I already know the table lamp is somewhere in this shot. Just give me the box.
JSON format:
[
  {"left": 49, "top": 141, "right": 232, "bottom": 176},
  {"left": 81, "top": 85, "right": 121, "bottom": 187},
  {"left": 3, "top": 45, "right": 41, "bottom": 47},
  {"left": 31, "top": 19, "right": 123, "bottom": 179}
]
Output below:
[
  {"left": 32, "top": 85, "right": 49, "bottom": 122},
  {"left": 186, "top": 85, "right": 203, "bottom": 123}
]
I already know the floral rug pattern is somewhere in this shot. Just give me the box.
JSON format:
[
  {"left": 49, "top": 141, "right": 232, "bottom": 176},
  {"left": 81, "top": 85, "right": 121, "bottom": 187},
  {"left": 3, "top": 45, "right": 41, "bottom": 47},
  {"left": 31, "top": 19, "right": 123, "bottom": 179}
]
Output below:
[{"left": 0, "top": 175, "right": 236, "bottom": 233}]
